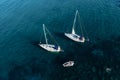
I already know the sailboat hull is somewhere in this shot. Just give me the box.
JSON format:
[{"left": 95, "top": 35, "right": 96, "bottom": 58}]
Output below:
[
  {"left": 38, "top": 44, "right": 61, "bottom": 53},
  {"left": 65, "top": 33, "right": 85, "bottom": 43}
]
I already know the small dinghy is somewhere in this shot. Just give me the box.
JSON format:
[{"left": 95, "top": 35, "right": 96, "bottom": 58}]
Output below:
[
  {"left": 63, "top": 61, "right": 74, "bottom": 67},
  {"left": 38, "top": 24, "right": 63, "bottom": 53},
  {"left": 65, "top": 10, "right": 89, "bottom": 43}
]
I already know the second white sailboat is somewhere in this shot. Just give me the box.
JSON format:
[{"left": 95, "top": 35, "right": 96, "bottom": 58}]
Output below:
[{"left": 65, "top": 10, "right": 89, "bottom": 43}]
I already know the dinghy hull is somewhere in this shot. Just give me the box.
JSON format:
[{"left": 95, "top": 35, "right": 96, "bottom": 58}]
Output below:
[{"left": 63, "top": 61, "right": 74, "bottom": 67}]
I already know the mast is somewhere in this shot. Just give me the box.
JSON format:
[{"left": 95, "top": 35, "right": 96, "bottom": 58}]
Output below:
[
  {"left": 43, "top": 24, "right": 48, "bottom": 44},
  {"left": 72, "top": 10, "right": 78, "bottom": 34}
]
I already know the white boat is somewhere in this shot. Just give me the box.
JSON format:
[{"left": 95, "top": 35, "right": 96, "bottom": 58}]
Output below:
[
  {"left": 63, "top": 61, "right": 74, "bottom": 67},
  {"left": 38, "top": 24, "right": 63, "bottom": 53},
  {"left": 65, "top": 10, "right": 89, "bottom": 43}
]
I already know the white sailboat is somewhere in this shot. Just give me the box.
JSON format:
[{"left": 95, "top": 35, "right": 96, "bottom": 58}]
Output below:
[
  {"left": 65, "top": 10, "right": 89, "bottom": 43},
  {"left": 38, "top": 24, "right": 62, "bottom": 53}
]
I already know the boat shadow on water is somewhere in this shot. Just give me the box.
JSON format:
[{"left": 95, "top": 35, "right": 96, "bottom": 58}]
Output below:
[{"left": 53, "top": 31, "right": 71, "bottom": 41}]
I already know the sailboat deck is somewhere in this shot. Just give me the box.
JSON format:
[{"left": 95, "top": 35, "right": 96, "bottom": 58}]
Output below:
[
  {"left": 65, "top": 33, "right": 85, "bottom": 42},
  {"left": 39, "top": 44, "right": 61, "bottom": 52}
]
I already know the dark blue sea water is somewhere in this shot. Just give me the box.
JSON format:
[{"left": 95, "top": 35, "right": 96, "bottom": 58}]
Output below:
[{"left": 0, "top": 0, "right": 120, "bottom": 80}]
